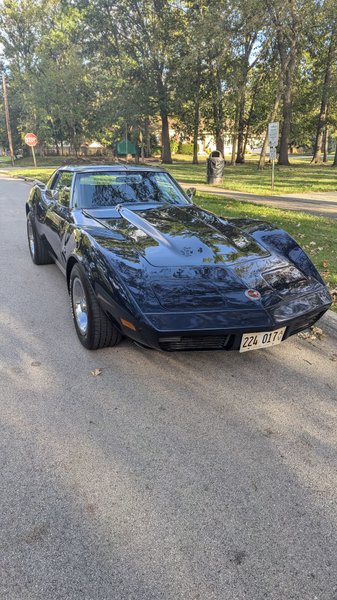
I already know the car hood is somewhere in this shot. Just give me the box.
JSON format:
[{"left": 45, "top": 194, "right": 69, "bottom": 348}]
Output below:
[
  {"left": 82, "top": 204, "right": 326, "bottom": 315},
  {"left": 84, "top": 203, "right": 270, "bottom": 267}
]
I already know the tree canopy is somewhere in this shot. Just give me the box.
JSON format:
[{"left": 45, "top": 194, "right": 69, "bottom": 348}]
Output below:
[{"left": 1, "top": 0, "right": 337, "bottom": 165}]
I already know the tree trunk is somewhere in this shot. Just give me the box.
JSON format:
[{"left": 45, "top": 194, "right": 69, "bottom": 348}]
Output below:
[
  {"left": 243, "top": 85, "right": 258, "bottom": 157},
  {"left": 236, "top": 91, "right": 246, "bottom": 163},
  {"left": 276, "top": 16, "right": 298, "bottom": 166},
  {"left": 258, "top": 134, "right": 270, "bottom": 170},
  {"left": 323, "top": 126, "right": 329, "bottom": 163},
  {"left": 192, "top": 100, "right": 199, "bottom": 164},
  {"left": 333, "top": 143, "right": 337, "bottom": 167},
  {"left": 278, "top": 68, "right": 293, "bottom": 166},
  {"left": 311, "top": 33, "right": 335, "bottom": 164},
  {"left": 215, "top": 130, "right": 224, "bottom": 155},
  {"left": 192, "top": 59, "right": 202, "bottom": 164},
  {"left": 140, "top": 138, "right": 145, "bottom": 163},
  {"left": 230, "top": 103, "right": 240, "bottom": 166},
  {"left": 144, "top": 117, "right": 151, "bottom": 158},
  {"left": 258, "top": 90, "right": 281, "bottom": 169},
  {"left": 211, "top": 66, "right": 224, "bottom": 156},
  {"left": 235, "top": 35, "right": 256, "bottom": 163},
  {"left": 161, "top": 111, "right": 172, "bottom": 164},
  {"left": 156, "top": 68, "right": 172, "bottom": 164}
]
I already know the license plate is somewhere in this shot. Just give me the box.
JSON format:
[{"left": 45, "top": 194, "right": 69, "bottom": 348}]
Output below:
[{"left": 240, "top": 327, "right": 286, "bottom": 352}]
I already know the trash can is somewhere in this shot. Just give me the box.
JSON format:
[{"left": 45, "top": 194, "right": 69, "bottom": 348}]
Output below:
[{"left": 207, "top": 150, "right": 225, "bottom": 184}]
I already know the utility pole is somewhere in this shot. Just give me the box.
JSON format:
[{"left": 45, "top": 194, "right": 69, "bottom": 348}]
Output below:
[{"left": 2, "top": 73, "right": 15, "bottom": 166}]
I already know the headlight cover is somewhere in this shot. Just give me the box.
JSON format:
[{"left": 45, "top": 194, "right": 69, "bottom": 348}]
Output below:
[{"left": 272, "top": 289, "right": 331, "bottom": 322}]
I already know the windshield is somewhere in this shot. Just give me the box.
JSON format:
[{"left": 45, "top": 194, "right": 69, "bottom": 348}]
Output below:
[{"left": 73, "top": 171, "right": 190, "bottom": 209}]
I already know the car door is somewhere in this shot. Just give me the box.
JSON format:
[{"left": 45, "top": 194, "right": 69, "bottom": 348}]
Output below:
[{"left": 43, "top": 171, "right": 74, "bottom": 267}]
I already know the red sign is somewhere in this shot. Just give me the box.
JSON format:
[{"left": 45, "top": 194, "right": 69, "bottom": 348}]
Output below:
[{"left": 24, "top": 133, "right": 38, "bottom": 147}]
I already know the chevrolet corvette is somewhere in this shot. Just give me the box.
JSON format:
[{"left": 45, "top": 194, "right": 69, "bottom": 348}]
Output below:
[{"left": 26, "top": 165, "right": 331, "bottom": 351}]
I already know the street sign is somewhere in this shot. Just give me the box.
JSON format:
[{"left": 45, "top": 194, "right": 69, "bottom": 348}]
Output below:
[
  {"left": 268, "top": 122, "right": 279, "bottom": 148},
  {"left": 24, "top": 133, "right": 38, "bottom": 167},
  {"left": 24, "top": 133, "right": 38, "bottom": 147},
  {"left": 269, "top": 147, "right": 277, "bottom": 161}
]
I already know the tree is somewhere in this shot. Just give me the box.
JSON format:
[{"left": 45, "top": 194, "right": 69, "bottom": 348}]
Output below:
[
  {"left": 231, "top": 0, "right": 265, "bottom": 163},
  {"left": 264, "top": 0, "right": 312, "bottom": 165},
  {"left": 0, "top": 0, "right": 91, "bottom": 152},
  {"left": 311, "top": 2, "right": 337, "bottom": 163},
  {"left": 78, "top": 0, "right": 188, "bottom": 163}
]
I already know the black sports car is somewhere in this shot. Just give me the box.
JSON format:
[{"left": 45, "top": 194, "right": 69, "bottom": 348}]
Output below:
[{"left": 26, "top": 165, "right": 331, "bottom": 352}]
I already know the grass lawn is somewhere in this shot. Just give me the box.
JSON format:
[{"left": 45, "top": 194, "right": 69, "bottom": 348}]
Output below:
[
  {"left": 165, "top": 156, "right": 337, "bottom": 195},
  {"left": 6, "top": 156, "right": 79, "bottom": 168},
  {"left": 9, "top": 168, "right": 57, "bottom": 183},
  {"left": 0, "top": 156, "right": 12, "bottom": 164},
  {"left": 3, "top": 154, "right": 337, "bottom": 195}
]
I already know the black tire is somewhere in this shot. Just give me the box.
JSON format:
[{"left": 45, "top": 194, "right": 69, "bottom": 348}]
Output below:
[
  {"left": 27, "top": 213, "right": 53, "bottom": 265},
  {"left": 69, "top": 263, "right": 122, "bottom": 350}
]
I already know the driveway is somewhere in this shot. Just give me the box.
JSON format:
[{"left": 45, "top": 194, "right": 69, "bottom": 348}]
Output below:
[{"left": 1, "top": 177, "right": 337, "bottom": 600}]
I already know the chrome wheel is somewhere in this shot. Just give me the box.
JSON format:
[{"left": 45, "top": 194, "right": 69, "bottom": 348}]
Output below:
[
  {"left": 27, "top": 220, "right": 35, "bottom": 257},
  {"left": 72, "top": 277, "right": 88, "bottom": 335}
]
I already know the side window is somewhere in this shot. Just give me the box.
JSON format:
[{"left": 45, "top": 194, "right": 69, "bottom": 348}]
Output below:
[{"left": 53, "top": 172, "right": 73, "bottom": 207}]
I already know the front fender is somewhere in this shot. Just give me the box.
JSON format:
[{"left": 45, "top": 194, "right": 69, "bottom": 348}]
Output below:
[
  {"left": 236, "top": 219, "right": 325, "bottom": 285},
  {"left": 66, "top": 230, "right": 143, "bottom": 325}
]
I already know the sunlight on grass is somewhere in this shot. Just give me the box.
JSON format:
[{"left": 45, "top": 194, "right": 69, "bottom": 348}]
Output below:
[
  {"left": 10, "top": 168, "right": 55, "bottom": 183},
  {"left": 165, "top": 158, "right": 337, "bottom": 195},
  {"left": 6, "top": 156, "right": 337, "bottom": 195}
]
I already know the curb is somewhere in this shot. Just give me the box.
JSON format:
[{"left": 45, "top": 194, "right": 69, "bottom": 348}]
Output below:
[
  {"left": 319, "top": 310, "right": 337, "bottom": 340},
  {"left": 16, "top": 176, "right": 36, "bottom": 185}
]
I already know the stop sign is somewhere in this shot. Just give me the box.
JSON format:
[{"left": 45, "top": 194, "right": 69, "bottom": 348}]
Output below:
[{"left": 24, "top": 133, "right": 38, "bottom": 147}]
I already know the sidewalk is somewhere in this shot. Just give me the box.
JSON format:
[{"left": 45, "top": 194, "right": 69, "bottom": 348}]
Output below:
[{"left": 180, "top": 183, "right": 337, "bottom": 219}]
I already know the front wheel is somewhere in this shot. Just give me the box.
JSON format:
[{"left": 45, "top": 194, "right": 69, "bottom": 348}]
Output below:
[
  {"left": 70, "top": 263, "right": 122, "bottom": 350},
  {"left": 27, "top": 213, "right": 53, "bottom": 265}
]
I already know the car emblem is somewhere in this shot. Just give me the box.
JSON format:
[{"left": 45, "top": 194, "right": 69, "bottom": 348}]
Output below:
[
  {"left": 181, "top": 246, "right": 193, "bottom": 256},
  {"left": 245, "top": 289, "right": 261, "bottom": 300}
]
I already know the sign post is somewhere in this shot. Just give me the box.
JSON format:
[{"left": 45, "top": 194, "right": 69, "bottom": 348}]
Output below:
[
  {"left": 268, "top": 122, "right": 279, "bottom": 192},
  {"left": 2, "top": 74, "right": 15, "bottom": 166},
  {"left": 269, "top": 146, "right": 277, "bottom": 190},
  {"left": 24, "top": 133, "right": 38, "bottom": 167}
]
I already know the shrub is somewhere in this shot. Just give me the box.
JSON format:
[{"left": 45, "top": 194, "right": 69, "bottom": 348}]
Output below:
[
  {"left": 179, "top": 142, "right": 194, "bottom": 155},
  {"left": 170, "top": 139, "right": 179, "bottom": 154}
]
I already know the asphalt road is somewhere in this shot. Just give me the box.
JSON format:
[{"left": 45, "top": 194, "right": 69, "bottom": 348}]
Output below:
[{"left": 1, "top": 177, "right": 337, "bottom": 600}]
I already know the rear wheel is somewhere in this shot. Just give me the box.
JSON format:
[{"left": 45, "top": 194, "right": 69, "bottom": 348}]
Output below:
[
  {"left": 70, "top": 263, "right": 122, "bottom": 350},
  {"left": 27, "top": 213, "right": 53, "bottom": 265}
]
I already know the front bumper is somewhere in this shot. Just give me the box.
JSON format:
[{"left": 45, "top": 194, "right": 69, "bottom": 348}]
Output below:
[{"left": 120, "top": 304, "right": 330, "bottom": 352}]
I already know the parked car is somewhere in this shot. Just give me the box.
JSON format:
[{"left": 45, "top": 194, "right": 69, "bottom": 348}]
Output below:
[{"left": 26, "top": 165, "right": 331, "bottom": 352}]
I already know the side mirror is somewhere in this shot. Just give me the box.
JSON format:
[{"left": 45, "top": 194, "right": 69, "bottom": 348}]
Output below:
[
  {"left": 44, "top": 189, "right": 57, "bottom": 202},
  {"left": 186, "top": 187, "right": 196, "bottom": 201},
  {"left": 33, "top": 179, "right": 47, "bottom": 189}
]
